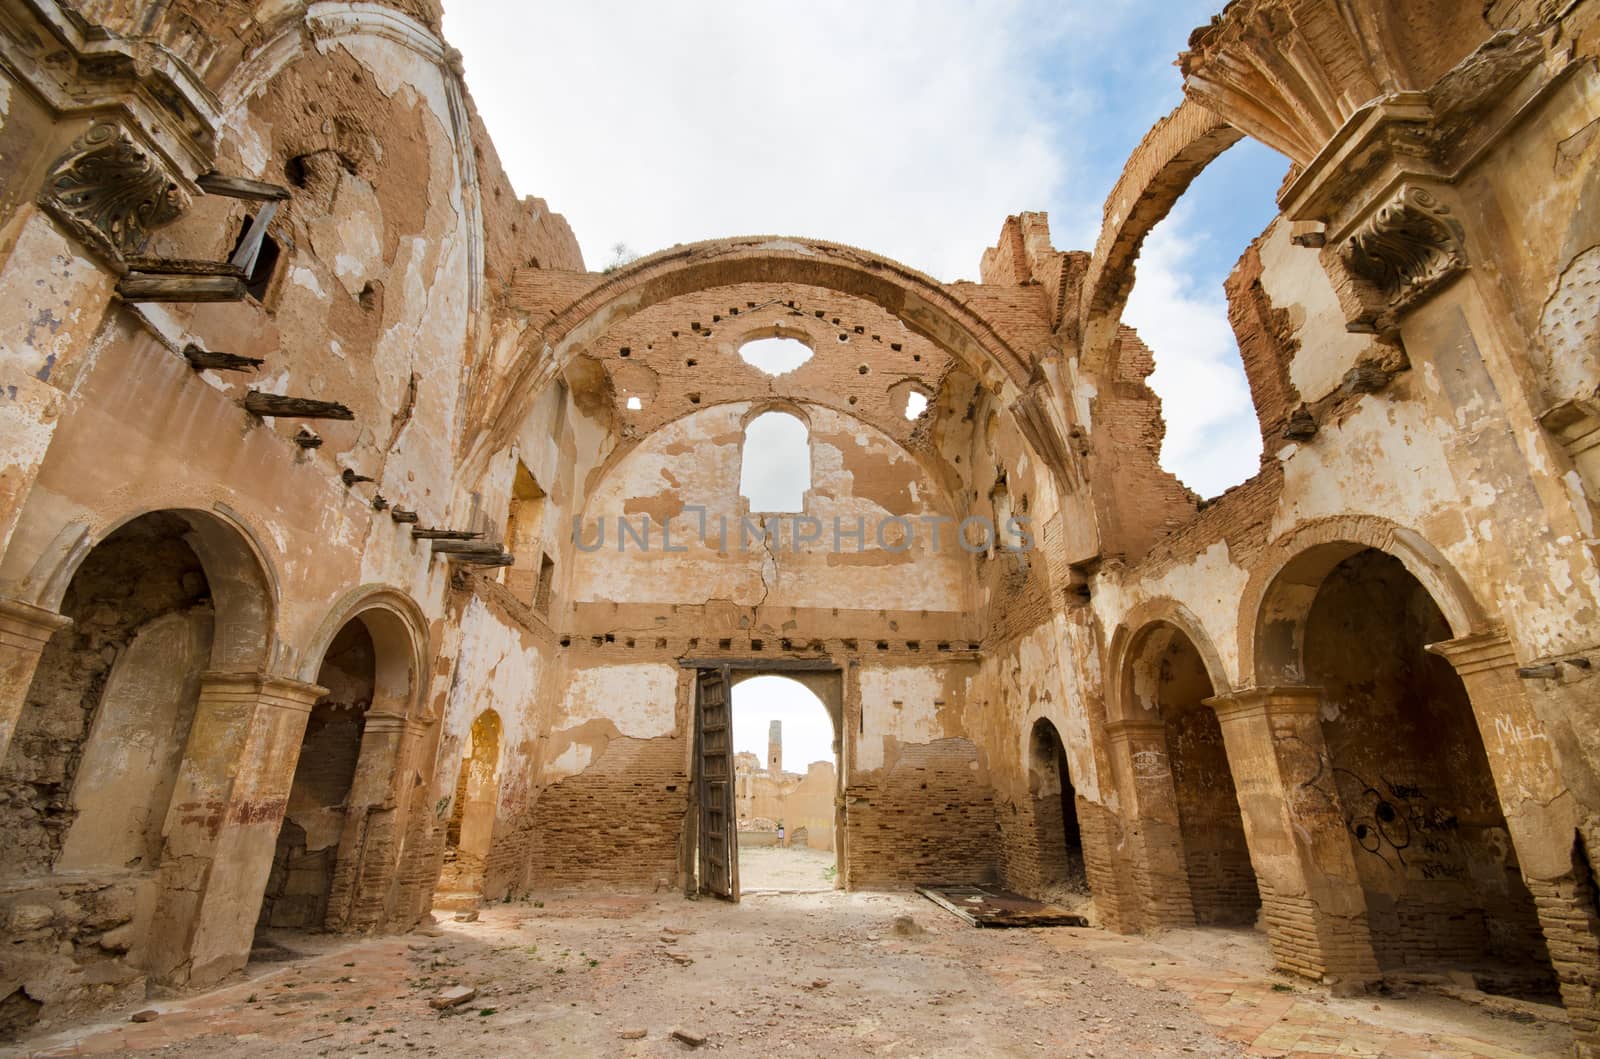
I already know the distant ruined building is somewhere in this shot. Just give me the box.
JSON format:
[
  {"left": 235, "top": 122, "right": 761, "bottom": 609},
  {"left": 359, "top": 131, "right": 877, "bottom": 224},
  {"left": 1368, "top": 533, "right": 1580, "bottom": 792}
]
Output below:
[{"left": 0, "top": 0, "right": 1599, "bottom": 1052}]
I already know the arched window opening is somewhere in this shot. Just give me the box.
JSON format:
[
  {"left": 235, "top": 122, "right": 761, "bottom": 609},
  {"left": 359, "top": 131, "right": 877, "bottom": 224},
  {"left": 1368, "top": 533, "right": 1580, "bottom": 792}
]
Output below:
[
  {"left": 740, "top": 411, "right": 810, "bottom": 513},
  {"left": 1123, "top": 139, "right": 1284, "bottom": 499},
  {"left": 731, "top": 675, "right": 838, "bottom": 893},
  {"left": 739, "top": 337, "right": 812, "bottom": 376},
  {"left": 504, "top": 460, "right": 551, "bottom": 607}
]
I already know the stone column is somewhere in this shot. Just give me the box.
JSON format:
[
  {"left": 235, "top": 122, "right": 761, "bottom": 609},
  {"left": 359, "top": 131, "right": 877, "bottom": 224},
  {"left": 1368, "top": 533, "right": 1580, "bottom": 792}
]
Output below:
[
  {"left": 145, "top": 671, "right": 325, "bottom": 988},
  {"left": 1206, "top": 687, "right": 1380, "bottom": 987},
  {"left": 1104, "top": 718, "right": 1196, "bottom": 928},
  {"left": 1429, "top": 630, "right": 1599, "bottom": 1050},
  {"left": 0, "top": 598, "right": 71, "bottom": 763}
]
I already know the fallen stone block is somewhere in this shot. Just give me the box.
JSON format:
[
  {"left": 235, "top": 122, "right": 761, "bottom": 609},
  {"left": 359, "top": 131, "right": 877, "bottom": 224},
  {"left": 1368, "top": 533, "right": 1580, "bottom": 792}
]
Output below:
[
  {"left": 619, "top": 1028, "right": 647, "bottom": 1039},
  {"left": 671, "top": 1028, "right": 707, "bottom": 1048},
  {"left": 130, "top": 1009, "right": 159, "bottom": 1023},
  {"left": 429, "top": 985, "right": 477, "bottom": 1009}
]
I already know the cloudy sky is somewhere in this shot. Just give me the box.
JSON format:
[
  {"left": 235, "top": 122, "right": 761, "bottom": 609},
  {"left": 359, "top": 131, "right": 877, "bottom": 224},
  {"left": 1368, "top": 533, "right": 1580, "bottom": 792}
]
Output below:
[
  {"left": 443, "top": 1, "right": 1287, "bottom": 752},
  {"left": 444, "top": 2, "right": 1286, "bottom": 500}
]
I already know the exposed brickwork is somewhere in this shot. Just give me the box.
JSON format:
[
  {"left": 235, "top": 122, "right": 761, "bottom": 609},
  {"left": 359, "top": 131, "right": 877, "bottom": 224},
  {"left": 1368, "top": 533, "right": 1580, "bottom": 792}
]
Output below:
[
  {"left": 844, "top": 739, "right": 1000, "bottom": 889},
  {"left": 523, "top": 736, "right": 688, "bottom": 891},
  {"left": 1225, "top": 239, "right": 1303, "bottom": 444}
]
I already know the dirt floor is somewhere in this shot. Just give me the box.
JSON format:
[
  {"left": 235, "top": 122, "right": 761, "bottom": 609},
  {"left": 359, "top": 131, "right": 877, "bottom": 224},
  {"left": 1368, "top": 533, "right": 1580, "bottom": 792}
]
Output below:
[
  {"left": 8, "top": 891, "right": 1571, "bottom": 1058},
  {"left": 737, "top": 845, "right": 835, "bottom": 892}
]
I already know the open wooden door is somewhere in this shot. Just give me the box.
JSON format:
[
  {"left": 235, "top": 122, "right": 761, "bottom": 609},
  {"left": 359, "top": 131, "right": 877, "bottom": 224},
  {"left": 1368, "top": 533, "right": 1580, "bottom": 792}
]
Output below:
[{"left": 694, "top": 665, "right": 738, "bottom": 900}]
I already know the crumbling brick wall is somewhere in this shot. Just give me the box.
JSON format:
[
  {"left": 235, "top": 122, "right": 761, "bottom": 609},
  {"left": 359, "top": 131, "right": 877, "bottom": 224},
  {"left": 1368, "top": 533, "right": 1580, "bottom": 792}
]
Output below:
[
  {"left": 845, "top": 738, "right": 1000, "bottom": 889},
  {"left": 523, "top": 736, "right": 688, "bottom": 891}
]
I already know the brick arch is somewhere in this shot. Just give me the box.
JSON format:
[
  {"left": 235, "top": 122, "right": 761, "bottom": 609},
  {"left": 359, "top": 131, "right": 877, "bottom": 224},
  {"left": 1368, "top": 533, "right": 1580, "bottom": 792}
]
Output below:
[
  {"left": 1079, "top": 98, "right": 1245, "bottom": 380},
  {"left": 482, "top": 237, "right": 1036, "bottom": 455},
  {"left": 1240, "top": 515, "right": 1488, "bottom": 687},
  {"left": 1105, "top": 596, "right": 1235, "bottom": 728}
]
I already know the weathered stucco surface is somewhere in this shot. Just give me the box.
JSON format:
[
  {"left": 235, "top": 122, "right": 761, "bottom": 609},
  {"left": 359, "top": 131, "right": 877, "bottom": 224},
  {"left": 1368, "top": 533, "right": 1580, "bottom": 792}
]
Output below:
[{"left": 2, "top": 0, "right": 1600, "bottom": 1052}]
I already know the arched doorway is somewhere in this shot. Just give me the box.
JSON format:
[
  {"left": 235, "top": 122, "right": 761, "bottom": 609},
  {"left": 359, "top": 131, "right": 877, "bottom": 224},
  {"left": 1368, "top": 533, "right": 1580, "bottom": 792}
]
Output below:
[
  {"left": 1122, "top": 622, "right": 1261, "bottom": 928},
  {"left": 1026, "top": 719, "right": 1087, "bottom": 901},
  {"left": 255, "top": 596, "right": 422, "bottom": 942},
  {"left": 436, "top": 710, "right": 503, "bottom": 910},
  {"left": 257, "top": 619, "right": 374, "bottom": 934},
  {"left": 729, "top": 674, "right": 840, "bottom": 894},
  {"left": 1303, "top": 548, "right": 1555, "bottom": 993}
]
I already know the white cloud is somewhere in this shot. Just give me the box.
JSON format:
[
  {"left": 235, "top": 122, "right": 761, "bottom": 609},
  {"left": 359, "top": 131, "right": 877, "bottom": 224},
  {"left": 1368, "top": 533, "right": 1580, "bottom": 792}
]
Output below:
[
  {"left": 1123, "top": 202, "right": 1263, "bottom": 498},
  {"left": 444, "top": 1, "right": 1084, "bottom": 281},
  {"left": 446, "top": 2, "right": 1272, "bottom": 498}
]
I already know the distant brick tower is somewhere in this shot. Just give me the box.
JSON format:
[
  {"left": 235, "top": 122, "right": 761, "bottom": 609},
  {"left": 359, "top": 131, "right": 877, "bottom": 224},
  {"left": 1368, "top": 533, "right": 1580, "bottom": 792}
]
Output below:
[{"left": 768, "top": 720, "right": 782, "bottom": 774}]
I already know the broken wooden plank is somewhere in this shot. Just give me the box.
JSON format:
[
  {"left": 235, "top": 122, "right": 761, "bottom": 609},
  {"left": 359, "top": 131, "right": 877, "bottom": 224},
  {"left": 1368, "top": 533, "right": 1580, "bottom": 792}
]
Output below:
[
  {"left": 229, "top": 200, "right": 279, "bottom": 275},
  {"left": 244, "top": 391, "right": 354, "bottom": 420},
  {"left": 183, "top": 343, "right": 262, "bottom": 373},
  {"left": 119, "top": 270, "right": 245, "bottom": 302},
  {"left": 915, "top": 883, "right": 1088, "bottom": 929},
  {"left": 197, "top": 172, "right": 292, "bottom": 201},
  {"left": 434, "top": 542, "right": 514, "bottom": 567},
  {"left": 390, "top": 508, "right": 419, "bottom": 523},
  {"left": 429, "top": 541, "right": 504, "bottom": 556},
  {"left": 341, "top": 468, "right": 374, "bottom": 486},
  {"left": 412, "top": 528, "right": 482, "bottom": 541}
]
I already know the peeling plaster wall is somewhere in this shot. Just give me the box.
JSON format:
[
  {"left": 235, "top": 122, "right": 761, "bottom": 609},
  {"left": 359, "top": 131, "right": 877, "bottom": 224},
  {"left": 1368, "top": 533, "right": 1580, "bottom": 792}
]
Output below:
[
  {"left": 0, "top": 0, "right": 583, "bottom": 1027},
  {"left": 571, "top": 401, "right": 971, "bottom": 613}
]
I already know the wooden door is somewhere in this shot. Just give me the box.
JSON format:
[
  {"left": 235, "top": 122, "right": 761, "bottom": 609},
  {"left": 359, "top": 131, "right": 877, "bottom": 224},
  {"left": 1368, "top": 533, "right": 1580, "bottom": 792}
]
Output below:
[{"left": 695, "top": 665, "right": 738, "bottom": 900}]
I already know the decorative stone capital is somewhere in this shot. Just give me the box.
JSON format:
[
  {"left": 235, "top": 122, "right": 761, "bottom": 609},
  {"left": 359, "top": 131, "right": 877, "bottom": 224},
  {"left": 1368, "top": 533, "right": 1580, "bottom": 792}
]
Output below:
[
  {"left": 1539, "top": 397, "right": 1600, "bottom": 460},
  {"left": 37, "top": 121, "right": 189, "bottom": 268},
  {"left": 1339, "top": 184, "right": 1468, "bottom": 334},
  {"left": 198, "top": 671, "right": 329, "bottom": 713},
  {"left": 1425, "top": 626, "right": 1517, "bottom": 678},
  {"left": 0, "top": 597, "right": 72, "bottom": 651},
  {"left": 1205, "top": 685, "right": 1323, "bottom": 722}
]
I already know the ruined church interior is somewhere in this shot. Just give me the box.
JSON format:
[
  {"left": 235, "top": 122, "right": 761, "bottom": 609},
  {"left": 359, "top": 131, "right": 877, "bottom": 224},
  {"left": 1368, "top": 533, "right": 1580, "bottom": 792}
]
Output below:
[{"left": 1, "top": 0, "right": 1599, "bottom": 1054}]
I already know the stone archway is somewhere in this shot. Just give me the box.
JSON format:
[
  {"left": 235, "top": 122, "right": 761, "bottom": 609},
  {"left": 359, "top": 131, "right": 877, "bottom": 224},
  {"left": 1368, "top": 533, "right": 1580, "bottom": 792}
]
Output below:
[
  {"left": 1111, "top": 618, "right": 1260, "bottom": 930},
  {"left": 2, "top": 511, "right": 253, "bottom": 881},
  {"left": 257, "top": 589, "right": 431, "bottom": 944},
  {"left": 1226, "top": 519, "right": 1590, "bottom": 1003},
  {"left": 1292, "top": 547, "right": 1553, "bottom": 992}
]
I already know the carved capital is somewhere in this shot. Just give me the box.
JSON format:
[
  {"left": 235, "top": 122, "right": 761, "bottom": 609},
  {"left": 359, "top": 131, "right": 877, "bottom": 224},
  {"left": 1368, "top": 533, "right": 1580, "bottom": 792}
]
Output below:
[
  {"left": 1339, "top": 185, "right": 1467, "bottom": 334},
  {"left": 37, "top": 122, "right": 189, "bottom": 266}
]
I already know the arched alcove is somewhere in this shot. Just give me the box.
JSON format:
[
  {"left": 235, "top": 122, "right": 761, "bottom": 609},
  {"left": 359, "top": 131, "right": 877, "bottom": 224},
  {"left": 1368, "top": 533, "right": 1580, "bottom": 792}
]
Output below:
[
  {"left": 437, "top": 710, "right": 504, "bottom": 911},
  {"left": 1300, "top": 549, "right": 1555, "bottom": 993},
  {"left": 1027, "top": 718, "right": 1087, "bottom": 899}
]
